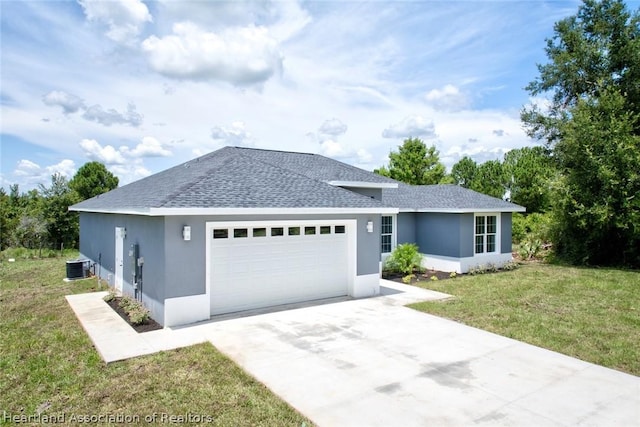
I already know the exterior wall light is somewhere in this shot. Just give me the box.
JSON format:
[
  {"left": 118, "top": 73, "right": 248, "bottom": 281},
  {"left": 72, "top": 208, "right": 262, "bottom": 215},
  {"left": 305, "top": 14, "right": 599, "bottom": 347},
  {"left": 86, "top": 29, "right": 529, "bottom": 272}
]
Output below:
[
  {"left": 366, "top": 221, "right": 374, "bottom": 233},
  {"left": 182, "top": 226, "right": 191, "bottom": 241}
]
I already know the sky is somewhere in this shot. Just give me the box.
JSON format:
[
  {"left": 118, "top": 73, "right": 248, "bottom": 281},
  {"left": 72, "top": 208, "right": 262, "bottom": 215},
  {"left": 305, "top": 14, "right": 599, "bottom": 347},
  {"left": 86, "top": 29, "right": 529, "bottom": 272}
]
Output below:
[{"left": 0, "top": 0, "right": 603, "bottom": 191}]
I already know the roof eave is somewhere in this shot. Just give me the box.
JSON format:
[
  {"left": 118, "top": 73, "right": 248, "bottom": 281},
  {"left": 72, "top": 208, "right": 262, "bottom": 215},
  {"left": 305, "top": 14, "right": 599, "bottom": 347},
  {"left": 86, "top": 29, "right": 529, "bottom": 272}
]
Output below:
[
  {"left": 69, "top": 206, "right": 151, "bottom": 215},
  {"left": 70, "top": 207, "right": 400, "bottom": 216},
  {"left": 398, "top": 207, "right": 526, "bottom": 213},
  {"left": 327, "top": 180, "right": 398, "bottom": 189}
]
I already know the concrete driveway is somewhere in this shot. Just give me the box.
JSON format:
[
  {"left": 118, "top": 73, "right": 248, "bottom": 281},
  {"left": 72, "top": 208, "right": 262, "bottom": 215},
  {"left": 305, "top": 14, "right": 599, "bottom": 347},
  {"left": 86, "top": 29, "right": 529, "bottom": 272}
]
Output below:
[
  {"left": 69, "top": 280, "right": 640, "bottom": 426},
  {"left": 200, "top": 281, "right": 639, "bottom": 427}
]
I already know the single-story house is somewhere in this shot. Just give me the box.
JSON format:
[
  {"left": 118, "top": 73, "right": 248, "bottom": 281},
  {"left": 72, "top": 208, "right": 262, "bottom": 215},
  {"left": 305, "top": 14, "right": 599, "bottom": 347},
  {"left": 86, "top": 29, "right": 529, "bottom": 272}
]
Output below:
[{"left": 70, "top": 146, "right": 524, "bottom": 327}]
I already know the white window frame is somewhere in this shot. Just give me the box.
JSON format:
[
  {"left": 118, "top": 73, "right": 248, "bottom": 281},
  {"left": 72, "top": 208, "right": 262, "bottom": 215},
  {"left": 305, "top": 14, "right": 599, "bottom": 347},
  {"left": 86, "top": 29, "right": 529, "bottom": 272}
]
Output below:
[
  {"left": 381, "top": 214, "right": 397, "bottom": 255},
  {"left": 474, "top": 213, "right": 500, "bottom": 255}
]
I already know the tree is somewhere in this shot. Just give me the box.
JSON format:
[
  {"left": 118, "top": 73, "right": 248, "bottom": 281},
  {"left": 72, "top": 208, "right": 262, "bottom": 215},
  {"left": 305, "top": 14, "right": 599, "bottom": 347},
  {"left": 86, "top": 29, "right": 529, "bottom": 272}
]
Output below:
[
  {"left": 552, "top": 89, "right": 640, "bottom": 266},
  {"left": 15, "top": 215, "right": 48, "bottom": 254},
  {"left": 69, "top": 161, "right": 118, "bottom": 200},
  {"left": 39, "top": 174, "right": 80, "bottom": 249},
  {"left": 522, "top": 0, "right": 640, "bottom": 143},
  {"left": 451, "top": 156, "right": 478, "bottom": 188},
  {"left": 0, "top": 188, "right": 10, "bottom": 250},
  {"left": 374, "top": 138, "right": 447, "bottom": 185},
  {"left": 503, "top": 146, "right": 555, "bottom": 213},
  {"left": 522, "top": 0, "right": 640, "bottom": 267},
  {"left": 470, "top": 160, "right": 507, "bottom": 199}
]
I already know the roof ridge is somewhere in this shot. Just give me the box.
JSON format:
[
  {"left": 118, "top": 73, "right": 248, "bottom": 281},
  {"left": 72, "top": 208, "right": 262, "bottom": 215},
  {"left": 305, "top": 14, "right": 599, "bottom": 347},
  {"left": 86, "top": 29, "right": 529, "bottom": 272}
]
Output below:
[
  {"left": 157, "top": 147, "right": 236, "bottom": 207},
  {"left": 239, "top": 146, "right": 399, "bottom": 184},
  {"left": 231, "top": 148, "right": 387, "bottom": 206},
  {"left": 232, "top": 146, "right": 316, "bottom": 156},
  {"left": 312, "top": 153, "right": 399, "bottom": 185}
]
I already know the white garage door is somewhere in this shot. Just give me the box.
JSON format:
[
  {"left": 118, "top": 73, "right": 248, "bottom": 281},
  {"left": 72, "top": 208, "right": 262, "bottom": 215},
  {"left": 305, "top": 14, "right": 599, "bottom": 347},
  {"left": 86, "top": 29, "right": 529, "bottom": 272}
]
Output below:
[{"left": 208, "top": 221, "right": 352, "bottom": 315}]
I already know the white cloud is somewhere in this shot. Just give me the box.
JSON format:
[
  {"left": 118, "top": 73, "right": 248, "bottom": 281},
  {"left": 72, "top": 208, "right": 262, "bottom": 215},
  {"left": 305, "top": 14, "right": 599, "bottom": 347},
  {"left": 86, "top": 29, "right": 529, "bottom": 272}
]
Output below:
[
  {"left": 493, "top": 129, "right": 506, "bottom": 137},
  {"left": 80, "top": 137, "right": 173, "bottom": 164},
  {"left": 14, "top": 159, "right": 42, "bottom": 177},
  {"left": 425, "top": 84, "right": 469, "bottom": 111},
  {"left": 76, "top": 137, "right": 171, "bottom": 185},
  {"left": 356, "top": 148, "right": 373, "bottom": 164},
  {"left": 210, "top": 121, "right": 255, "bottom": 146},
  {"left": 80, "top": 139, "right": 126, "bottom": 164},
  {"left": 155, "top": 0, "right": 269, "bottom": 29},
  {"left": 382, "top": 115, "right": 437, "bottom": 139},
  {"left": 269, "top": 1, "right": 312, "bottom": 41},
  {"left": 154, "top": 1, "right": 310, "bottom": 42},
  {"left": 41, "top": 90, "right": 143, "bottom": 127},
  {"left": 108, "top": 163, "right": 151, "bottom": 185},
  {"left": 319, "top": 139, "right": 345, "bottom": 158},
  {"left": 319, "top": 118, "right": 347, "bottom": 137},
  {"left": 42, "top": 90, "right": 85, "bottom": 114},
  {"left": 122, "top": 136, "right": 172, "bottom": 158},
  {"left": 141, "top": 22, "right": 283, "bottom": 85},
  {"left": 82, "top": 103, "right": 143, "bottom": 127},
  {"left": 13, "top": 159, "right": 76, "bottom": 185},
  {"left": 79, "top": 0, "right": 152, "bottom": 44},
  {"left": 46, "top": 159, "right": 76, "bottom": 178}
]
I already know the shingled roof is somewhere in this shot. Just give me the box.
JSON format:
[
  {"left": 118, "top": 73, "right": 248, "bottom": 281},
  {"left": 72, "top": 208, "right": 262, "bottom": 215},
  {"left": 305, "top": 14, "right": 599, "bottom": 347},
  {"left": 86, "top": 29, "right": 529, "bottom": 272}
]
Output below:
[
  {"left": 70, "top": 147, "right": 393, "bottom": 214},
  {"left": 70, "top": 146, "right": 525, "bottom": 214},
  {"left": 382, "top": 183, "right": 525, "bottom": 213},
  {"left": 234, "top": 147, "right": 397, "bottom": 184}
]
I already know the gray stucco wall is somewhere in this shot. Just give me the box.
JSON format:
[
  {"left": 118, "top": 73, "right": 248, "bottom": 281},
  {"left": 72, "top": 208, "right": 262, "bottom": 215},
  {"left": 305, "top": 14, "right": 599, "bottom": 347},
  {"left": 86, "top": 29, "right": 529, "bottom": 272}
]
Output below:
[
  {"left": 501, "top": 213, "right": 512, "bottom": 254},
  {"left": 405, "top": 212, "right": 474, "bottom": 258},
  {"left": 459, "top": 214, "right": 474, "bottom": 258},
  {"left": 79, "top": 213, "right": 166, "bottom": 325},
  {"left": 80, "top": 212, "right": 382, "bottom": 325},
  {"left": 415, "top": 213, "right": 460, "bottom": 257},
  {"left": 397, "top": 212, "right": 416, "bottom": 246},
  {"left": 163, "top": 213, "right": 381, "bottom": 296}
]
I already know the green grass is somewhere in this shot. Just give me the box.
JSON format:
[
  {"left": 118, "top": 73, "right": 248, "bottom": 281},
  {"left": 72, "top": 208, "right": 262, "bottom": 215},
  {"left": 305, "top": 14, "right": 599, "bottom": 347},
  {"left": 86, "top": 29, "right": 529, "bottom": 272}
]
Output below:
[
  {"left": 0, "top": 256, "right": 312, "bottom": 426},
  {"left": 409, "top": 263, "right": 640, "bottom": 376}
]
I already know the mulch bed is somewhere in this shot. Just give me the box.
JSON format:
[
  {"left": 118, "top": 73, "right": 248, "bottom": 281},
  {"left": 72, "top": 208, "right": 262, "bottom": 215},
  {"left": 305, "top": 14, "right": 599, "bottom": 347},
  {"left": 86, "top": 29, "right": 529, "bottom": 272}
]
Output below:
[
  {"left": 105, "top": 297, "right": 163, "bottom": 333},
  {"left": 382, "top": 269, "right": 455, "bottom": 284}
]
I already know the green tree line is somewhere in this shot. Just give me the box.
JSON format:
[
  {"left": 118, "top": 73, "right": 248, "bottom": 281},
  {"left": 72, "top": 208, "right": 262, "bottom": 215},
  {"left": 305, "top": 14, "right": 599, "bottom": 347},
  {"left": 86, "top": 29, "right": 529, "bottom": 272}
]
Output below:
[
  {"left": 0, "top": 162, "right": 118, "bottom": 252},
  {"left": 375, "top": 138, "right": 553, "bottom": 214}
]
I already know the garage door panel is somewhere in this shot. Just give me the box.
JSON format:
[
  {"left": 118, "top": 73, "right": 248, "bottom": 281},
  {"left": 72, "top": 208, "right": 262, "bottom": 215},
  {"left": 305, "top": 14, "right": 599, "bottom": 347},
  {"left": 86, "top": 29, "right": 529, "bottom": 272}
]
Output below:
[{"left": 210, "top": 222, "right": 350, "bottom": 315}]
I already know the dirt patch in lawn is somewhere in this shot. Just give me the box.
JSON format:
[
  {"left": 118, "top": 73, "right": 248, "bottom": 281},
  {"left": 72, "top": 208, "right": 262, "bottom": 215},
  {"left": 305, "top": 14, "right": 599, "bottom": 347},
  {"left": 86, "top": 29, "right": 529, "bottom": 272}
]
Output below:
[{"left": 105, "top": 297, "right": 163, "bottom": 333}]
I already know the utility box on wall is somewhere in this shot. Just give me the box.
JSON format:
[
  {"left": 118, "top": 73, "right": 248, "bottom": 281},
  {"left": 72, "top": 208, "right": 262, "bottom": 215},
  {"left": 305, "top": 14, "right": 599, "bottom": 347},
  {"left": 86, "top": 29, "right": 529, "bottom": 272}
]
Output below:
[{"left": 129, "top": 243, "right": 139, "bottom": 289}]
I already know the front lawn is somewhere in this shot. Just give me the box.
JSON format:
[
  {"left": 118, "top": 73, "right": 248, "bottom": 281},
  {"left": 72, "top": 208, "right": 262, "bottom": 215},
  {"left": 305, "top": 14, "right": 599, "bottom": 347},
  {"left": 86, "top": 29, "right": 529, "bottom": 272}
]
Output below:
[
  {"left": 0, "top": 256, "right": 311, "bottom": 426},
  {"left": 409, "top": 263, "right": 640, "bottom": 376}
]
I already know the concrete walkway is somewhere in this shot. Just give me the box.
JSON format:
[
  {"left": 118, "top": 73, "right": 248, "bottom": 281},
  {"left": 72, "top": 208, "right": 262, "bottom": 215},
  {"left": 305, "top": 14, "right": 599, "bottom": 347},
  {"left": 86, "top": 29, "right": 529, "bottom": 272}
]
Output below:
[
  {"left": 66, "top": 292, "right": 209, "bottom": 362},
  {"left": 67, "top": 281, "right": 640, "bottom": 426}
]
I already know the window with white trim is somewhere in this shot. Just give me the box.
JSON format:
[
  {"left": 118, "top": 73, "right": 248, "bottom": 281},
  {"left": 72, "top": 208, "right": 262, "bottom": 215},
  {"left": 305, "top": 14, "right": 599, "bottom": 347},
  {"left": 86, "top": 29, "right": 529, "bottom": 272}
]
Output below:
[
  {"left": 475, "top": 215, "right": 497, "bottom": 254},
  {"left": 381, "top": 215, "right": 393, "bottom": 253}
]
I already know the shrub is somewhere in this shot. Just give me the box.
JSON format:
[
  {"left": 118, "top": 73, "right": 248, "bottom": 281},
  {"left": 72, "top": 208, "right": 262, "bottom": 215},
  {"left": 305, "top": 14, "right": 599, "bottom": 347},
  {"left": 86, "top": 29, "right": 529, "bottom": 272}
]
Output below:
[
  {"left": 119, "top": 295, "right": 136, "bottom": 312},
  {"left": 502, "top": 260, "right": 519, "bottom": 271},
  {"left": 401, "top": 274, "right": 415, "bottom": 284},
  {"left": 525, "top": 212, "right": 552, "bottom": 243},
  {"left": 430, "top": 275, "right": 439, "bottom": 281},
  {"left": 384, "top": 243, "right": 423, "bottom": 275},
  {"left": 116, "top": 295, "right": 151, "bottom": 325},
  {"left": 449, "top": 271, "right": 457, "bottom": 279},
  {"left": 518, "top": 238, "right": 543, "bottom": 260},
  {"left": 128, "top": 306, "right": 150, "bottom": 325},
  {"left": 103, "top": 288, "right": 117, "bottom": 303},
  {"left": 468, "top": 264, "right": 487, "bottom": 275},
  {"left": 512, "top": 213, "right": 527, "bottom": 244}
]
